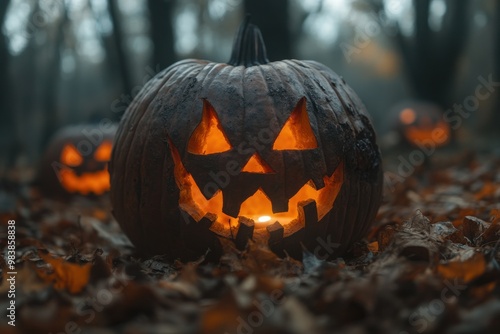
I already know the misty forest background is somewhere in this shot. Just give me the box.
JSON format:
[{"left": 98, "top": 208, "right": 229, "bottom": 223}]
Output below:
[{"left": 0, "top": 0, "right": 499, "bottom": 172}]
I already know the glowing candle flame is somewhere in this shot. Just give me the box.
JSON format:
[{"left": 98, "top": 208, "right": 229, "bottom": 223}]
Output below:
[{"left": 257, "top": 215, "right": 271, "bottom": 223}]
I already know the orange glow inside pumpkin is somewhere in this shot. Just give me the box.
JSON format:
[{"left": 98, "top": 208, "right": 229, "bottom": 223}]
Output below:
[
  {"left": 241, "top": 153, "right": 274, "bottom": 174},
  {"left": 258, "top": 215, "right": 271, "bottom": 223},
  {"left": 169, "top": 139, "right": 344, "bottom": 237},
  {"left": 58, "top": 141, "right": 112, "bottom": 195},
  {"left": 188, "top": 100, "right": 232, "bottom": 155},
  {"left": 60, "top": 144, "right": 84, "bottom": 167},
  {"left": 58, "top": 168, "right": 110, "bottom": 195},
  {"left": 273, "top": 97, "right": 318, "bottom": 150},
  {"left": 94, "top": 141, "right": 113, "bottom": 161}
]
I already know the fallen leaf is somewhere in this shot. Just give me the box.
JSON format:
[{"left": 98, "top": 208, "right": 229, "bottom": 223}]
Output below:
[
  {"left": 463, "top": 216, "right": 490, "bottom": 245},
  {"left": 37, "top": 251, "right": 91, "bottom": 294},
  {"left": 437, "top": 253, "right": 486, "bottom": 283},
  {"left": 474, "top": 181, "right": 497, "bottom": 200},
  {"left": 367, "top": 241, "right": 379, "bottom": 253}
]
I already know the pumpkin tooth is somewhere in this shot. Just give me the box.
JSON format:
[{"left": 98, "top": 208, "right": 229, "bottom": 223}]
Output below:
[{"left": 235, "top": 217, "right": 255, "bottom": 250}]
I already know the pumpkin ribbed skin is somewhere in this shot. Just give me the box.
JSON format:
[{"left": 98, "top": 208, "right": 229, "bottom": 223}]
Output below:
[{"left": 109, "top": 57, "right": 382, "bottom": 261}]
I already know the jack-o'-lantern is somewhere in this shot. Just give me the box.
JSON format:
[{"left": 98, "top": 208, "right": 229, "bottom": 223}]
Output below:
[
  {"left": 109, "top": 19, "right": 383, "bottom": 261},
  {"left": 395, "top": 101, "right": 451, "bottom": 148},
  {"left": 38, "top": 124, "right": 117, "bottom": 197}
]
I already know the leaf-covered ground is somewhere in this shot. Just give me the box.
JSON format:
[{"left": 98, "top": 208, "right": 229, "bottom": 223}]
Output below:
[{"left": 1, "top": 154, "right": 500, "bottom": 334}]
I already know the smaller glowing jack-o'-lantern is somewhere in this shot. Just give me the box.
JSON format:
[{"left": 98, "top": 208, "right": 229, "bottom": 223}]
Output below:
[
  {"left": 395, "top": 101, "right": 451, "bottom": 148},
  {"left": 38, "top": 124, "right": 117, "bottom": 197}
]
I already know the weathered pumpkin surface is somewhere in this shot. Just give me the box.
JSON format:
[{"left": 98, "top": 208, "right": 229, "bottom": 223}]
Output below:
[
  {"left": 38, "top": 124, "right": 116, "bottom": 197},
  {"left": 109, "top": 19, "right": 382, "bottom": 261}
]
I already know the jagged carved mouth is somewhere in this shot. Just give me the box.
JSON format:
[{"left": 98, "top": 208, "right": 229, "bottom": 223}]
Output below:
[
  {"left": 58, "top": 168, "right": 110, "bottom": 195},
  {"left": 56, "top": 142, "right": 112, "bottom": 195},
  {"left": 168, "top": 141, "right": 344, "bottom": 237}
]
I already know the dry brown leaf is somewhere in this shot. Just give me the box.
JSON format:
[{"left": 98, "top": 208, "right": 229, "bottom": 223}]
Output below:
[
  {"left": 463, "top": 216, "right": 490, "bottom": 244},
  {"left": 367, "top": 241, "right": 379, "bottom": 253},
  {"left": 201, "top": 293, "right": 241, "bottom": 334},
  {"left": 474, "top": 181, "right": 497, "bottom": 200},
  {"left": 437, "top": 252, "right": 486, "bottom": 283},
  {"left": 36, "top": 251, "right": 91, "bottom": 294}
]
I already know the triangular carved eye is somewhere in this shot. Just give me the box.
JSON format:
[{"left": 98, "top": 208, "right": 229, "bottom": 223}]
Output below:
[
  {"left": 94, "top": 141, "right": 113, "bottom": 162},
  {"left": 61, "top": 144, "right": 83, "bottom": 167},
  {"left": 273, "top": 97, "right": 318, "bottom": 150},
  {"left": 188, "top": 100, "right": 232, "bottom": 155}
]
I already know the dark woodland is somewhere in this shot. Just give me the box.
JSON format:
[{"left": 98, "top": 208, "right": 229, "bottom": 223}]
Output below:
[{"left": 1, "top": 1, "right": 500, "bottom": 333}]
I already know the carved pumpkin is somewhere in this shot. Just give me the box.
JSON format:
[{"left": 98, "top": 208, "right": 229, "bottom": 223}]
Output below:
[
  {"left": 38, "top": 124, "right": 116, "bottom": 197},
  {"left": 395, "top": 101, "right": 451, "bottom": 147},
  {"left": 109, "top": 19, "right": 382, "bottom": 261}
]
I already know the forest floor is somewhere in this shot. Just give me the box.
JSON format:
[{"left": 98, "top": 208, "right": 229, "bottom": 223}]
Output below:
[{"left": 1, "top": 152, "right": 500, "bottom": 334}]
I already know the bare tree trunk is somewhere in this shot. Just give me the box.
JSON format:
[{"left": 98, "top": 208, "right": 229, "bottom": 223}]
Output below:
[
  {"left": 244, "top": 0, "right": 291, "bottom": 61},
  {"left": 148, "top": 0, "right": 176, "bottom": 70},
  {"left": 393, "top": 0, "right": 469, "bottom": 107},
  {"left": 0, "top": 0, "right": 13, "bottom": 168},
  {"left": 107, "top": 0, "right": 133, "bottom": 100},
  {"left": 493, "top": 1, "right": 500, "bottom": 131},
  {"left": 412, "top": 0, "right": 431, "bottom": 101},
  {"left": 41, "top": 5, "right": 68, "bottom": 148},
  {"left": 0, "top": 1, "right": 10, "bottom": 97}
]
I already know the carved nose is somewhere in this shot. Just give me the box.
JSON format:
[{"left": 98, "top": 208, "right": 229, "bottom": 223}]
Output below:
[{"left": 241, "top": 153, "right": 274, "bottom": 174}]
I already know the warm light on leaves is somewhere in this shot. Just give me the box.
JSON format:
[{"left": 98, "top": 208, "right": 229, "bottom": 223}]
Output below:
[
  {"left": 367, "top": 241, "right": 379, "bottom": 253},
  {"left": 37, "top": 252, "right": 92, "bottom": 294},
  {"left": 437, "top": 253, "right": 486, "bottom": 283},
  {"left": 188, "top": 100, "right": 232, "bottom": 155},
  {"left": 60, "top": 144, "right": 83, "bottom": 167},
  {"left": 273, "top": 97, "right": 318, "bottom": 150},
  {"left": 475, "top": 181, "right": 498, "bottom": 200}
]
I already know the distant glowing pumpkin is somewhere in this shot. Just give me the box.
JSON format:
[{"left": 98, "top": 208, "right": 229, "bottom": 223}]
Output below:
[
  {"left": 38, "top": 124, "right": 116, "bottom": 197},
  {"left": 395, "top": 101, "right": 451, "bottom": 147}
]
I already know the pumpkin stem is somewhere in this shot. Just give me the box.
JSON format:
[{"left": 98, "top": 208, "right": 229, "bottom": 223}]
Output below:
[{"left": 228, "top": 15, "right": 270, "bottom": 67}]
